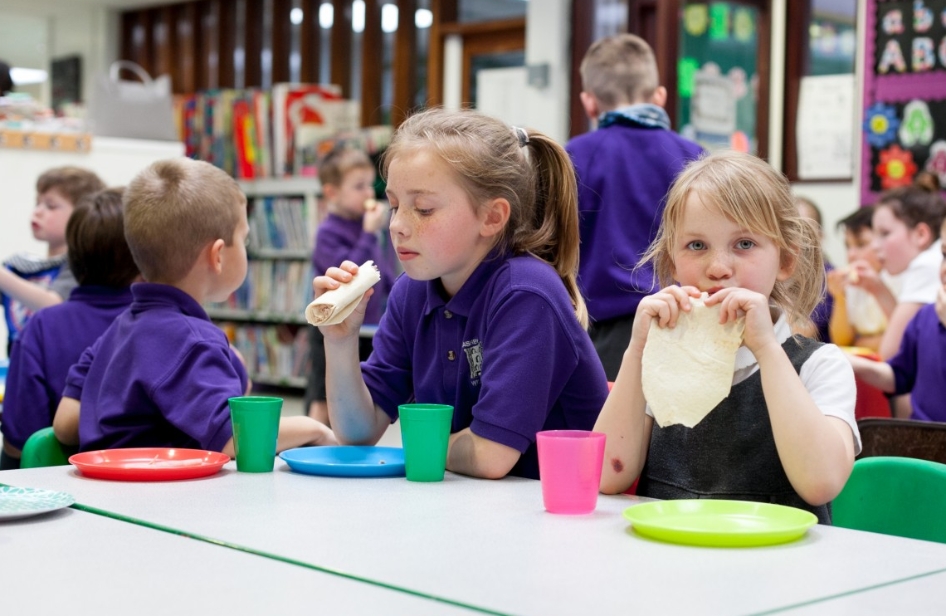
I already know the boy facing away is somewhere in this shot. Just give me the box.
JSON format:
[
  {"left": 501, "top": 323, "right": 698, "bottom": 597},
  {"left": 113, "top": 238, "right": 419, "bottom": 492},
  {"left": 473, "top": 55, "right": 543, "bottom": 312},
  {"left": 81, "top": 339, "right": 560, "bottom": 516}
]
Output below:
[
  {"left": 567, "top": 33, "right": 704, "bottom": 380},
  {"left": 1, "top": 166, "right": 105, "bottom": 353},
  {"left": 0, "top": 188, "right": 138, "bottom": 470},
  {"left": 305, "top": 147, "right": 396, "bottom": 424},
  {"left": 53, "top": 158, "right": 336, "bottom": 454}
]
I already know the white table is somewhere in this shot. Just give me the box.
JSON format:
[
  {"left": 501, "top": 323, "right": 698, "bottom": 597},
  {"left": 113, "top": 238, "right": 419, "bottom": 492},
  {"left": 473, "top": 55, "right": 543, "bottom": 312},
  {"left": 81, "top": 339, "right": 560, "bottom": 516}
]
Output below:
[
  {"left": 777, "top": 570, "right": 946, "bottom": 614},
  {"left": 4, "top": 462, "right": 946, "bottom": 616},
  {"left": 0, "top": 504, "right": 473, "bottom": 614}
]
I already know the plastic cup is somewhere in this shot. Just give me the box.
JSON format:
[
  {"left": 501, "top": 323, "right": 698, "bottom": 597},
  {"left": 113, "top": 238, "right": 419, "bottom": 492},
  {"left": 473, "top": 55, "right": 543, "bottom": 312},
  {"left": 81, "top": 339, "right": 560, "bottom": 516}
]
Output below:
[
  {"left": 228, "top": 396, "right": 282, "bottom": 473},
  {"left": 537, "top": 430, "right": 606, "bottom": 514},
  {"left": 398, "top": 403, "right": 454, "bottom": 482}
]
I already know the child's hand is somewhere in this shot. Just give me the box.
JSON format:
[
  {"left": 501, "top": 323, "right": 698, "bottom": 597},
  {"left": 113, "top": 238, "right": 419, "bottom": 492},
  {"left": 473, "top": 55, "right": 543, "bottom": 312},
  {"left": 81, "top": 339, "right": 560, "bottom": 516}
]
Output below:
[
  {"left": 847, "top": 260, "right": 884, "bottom": 296},
  {"left": 936, "top": 285, "right": 946, "bottom": 328},
  {"left": 363, "top": 200, "right": 387, "bottom": 234},
  {"left": 629, "top": 285, "right": 702, "bottom": 356},
  {"left": 705, "top": 287, "right": 776, "bottom": 355},
  {"left": 311, "top": 420, "right": 339, "bottom": 446},
  {"left": 826, "top": 268, "right": 848, "bottom": 298},
  {"left": 312, "top": 260, "right": 374, "bottom": 340}
]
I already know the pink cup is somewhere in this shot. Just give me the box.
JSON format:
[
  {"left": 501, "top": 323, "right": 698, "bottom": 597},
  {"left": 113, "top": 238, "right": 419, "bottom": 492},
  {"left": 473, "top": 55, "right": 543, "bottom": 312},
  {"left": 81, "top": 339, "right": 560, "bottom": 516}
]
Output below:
[{"left": 536, "top": 430, "right": 606, "bottom": 514}]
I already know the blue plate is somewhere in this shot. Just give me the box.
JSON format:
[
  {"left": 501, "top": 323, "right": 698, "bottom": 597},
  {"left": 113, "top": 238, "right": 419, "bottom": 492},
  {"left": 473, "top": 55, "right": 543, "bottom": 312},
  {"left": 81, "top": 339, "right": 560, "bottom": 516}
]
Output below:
[{"left": 280, "top": 446, "right": 405, "bottom": 477}]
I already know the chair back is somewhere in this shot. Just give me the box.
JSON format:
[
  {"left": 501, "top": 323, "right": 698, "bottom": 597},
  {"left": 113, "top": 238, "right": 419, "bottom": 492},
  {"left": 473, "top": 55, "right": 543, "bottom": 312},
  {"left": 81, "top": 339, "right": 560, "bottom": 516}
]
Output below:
[
  {"left": 857, "top": 418, "right": 946, "bottom": 464},
  {"left": 20, "top": 427, "right": 71, "bottom": 469},
  {"left": 833, "top": 456, "right": 946, "bottom": 543}
]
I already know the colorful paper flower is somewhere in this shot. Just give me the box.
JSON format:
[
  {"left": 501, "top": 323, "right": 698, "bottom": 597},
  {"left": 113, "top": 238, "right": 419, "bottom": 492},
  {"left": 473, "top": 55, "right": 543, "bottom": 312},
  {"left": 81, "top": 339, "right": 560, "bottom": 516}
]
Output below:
[
  {"left": 863, "top": 103, "right": 900, "bottom": 148},
  {"left": 899, "top": 99, "right": 935, "bottom": 146},
  {"left": 926, "top": 141, "right": 946, "bottom": 187},
  {"left": 875, "top": 145, "right": 918, "bottom": 190}
]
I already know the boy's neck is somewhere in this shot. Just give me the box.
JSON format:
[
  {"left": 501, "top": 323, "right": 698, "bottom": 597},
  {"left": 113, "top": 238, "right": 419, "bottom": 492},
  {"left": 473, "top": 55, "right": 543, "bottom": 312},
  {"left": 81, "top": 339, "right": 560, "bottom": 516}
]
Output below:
[
  {"left": 47, "top": 242, "right": 67, "bottom": 258},
  {"left": 328, "top": 203, "right": 362, "bottom": 222}
]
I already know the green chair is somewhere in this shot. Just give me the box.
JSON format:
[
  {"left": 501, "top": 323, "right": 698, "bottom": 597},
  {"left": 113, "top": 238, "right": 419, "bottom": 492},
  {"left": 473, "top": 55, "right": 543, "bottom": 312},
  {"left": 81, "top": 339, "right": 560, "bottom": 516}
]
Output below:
[
  {"left": 20, "top": 427, "right": 71, "bottom": 469},
  {"left": 833, "top": 456, "right": 946, "bottom": 544}
]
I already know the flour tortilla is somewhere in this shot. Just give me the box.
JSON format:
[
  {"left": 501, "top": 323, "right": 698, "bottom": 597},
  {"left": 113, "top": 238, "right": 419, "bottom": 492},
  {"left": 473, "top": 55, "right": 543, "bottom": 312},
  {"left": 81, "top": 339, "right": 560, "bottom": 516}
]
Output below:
[
  {"left": 305, "top": 261, "right": 381, "bottom": 326},
  {"left": 641, "top": 293, "right": 745, "bottom": 428}
]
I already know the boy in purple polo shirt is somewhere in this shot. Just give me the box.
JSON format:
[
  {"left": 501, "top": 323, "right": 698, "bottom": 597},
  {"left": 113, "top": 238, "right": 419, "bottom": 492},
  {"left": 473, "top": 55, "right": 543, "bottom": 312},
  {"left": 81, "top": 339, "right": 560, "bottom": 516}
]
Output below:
[
  {"left": 0, "top": 188, "right": 138, "bottom": 470},
  {"left": 314, "top": 109, "right": 609, "bottom": 480},
  {"left": 52, "top": 158, "right": 336, "bottom": 454},
  {"left": 848, "top": 219, "right": 946, "bottom": 423},
  {"left": 305, "top": 146, "right": 395, "bottom": 425},
  {"left": 567, "top": 34, "right": 703, "bottom": 380}
]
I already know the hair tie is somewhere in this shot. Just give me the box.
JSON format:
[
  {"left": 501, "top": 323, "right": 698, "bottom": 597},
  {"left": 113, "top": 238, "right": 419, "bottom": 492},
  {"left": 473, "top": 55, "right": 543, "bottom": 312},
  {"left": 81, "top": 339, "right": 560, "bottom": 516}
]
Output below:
[{"left": 513, "top": 126, "right": 529, "bottom": 147}]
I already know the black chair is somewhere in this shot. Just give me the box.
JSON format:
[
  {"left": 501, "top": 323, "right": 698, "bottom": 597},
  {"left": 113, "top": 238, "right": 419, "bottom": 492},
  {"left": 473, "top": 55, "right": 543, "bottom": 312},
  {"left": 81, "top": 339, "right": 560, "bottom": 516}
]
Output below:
[{"left": 856, "top": 417, "right": 946, "bottom": 464}]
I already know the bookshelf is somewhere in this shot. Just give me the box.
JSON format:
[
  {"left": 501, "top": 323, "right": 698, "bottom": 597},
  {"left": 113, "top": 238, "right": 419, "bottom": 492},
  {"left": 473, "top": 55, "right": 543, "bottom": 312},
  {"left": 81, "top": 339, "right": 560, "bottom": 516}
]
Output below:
[{"left": 207, "top": 177, "right": 321, "bottom": 391}]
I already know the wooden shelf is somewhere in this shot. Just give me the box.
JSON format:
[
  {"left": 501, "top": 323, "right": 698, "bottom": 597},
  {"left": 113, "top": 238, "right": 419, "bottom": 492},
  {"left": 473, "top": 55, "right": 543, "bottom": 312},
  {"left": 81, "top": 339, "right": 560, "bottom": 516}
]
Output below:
[
  {"left": 251, "top": 373, "right": 308, "bottom": 389},
  {"left": 238, "top": 177, "right": 320, "bottom": 196},
  {"left": 248, "top": 248, "right": 311, "bottom": 260},
  {"left": 206, "top": 308, "right": 307, "bottom": 325}
]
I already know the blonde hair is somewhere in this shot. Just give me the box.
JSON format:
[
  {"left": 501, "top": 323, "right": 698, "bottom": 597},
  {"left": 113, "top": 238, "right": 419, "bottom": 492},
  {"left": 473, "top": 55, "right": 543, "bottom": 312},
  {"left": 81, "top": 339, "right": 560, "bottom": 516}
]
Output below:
[
  {"left": 382, "top": 108, "right": 588, "bottom": 327},
  {"left": 318, "top": 146, "right": 374, "bottom": 188},
  {"left": 641, "top": 150, "right": 824, "bottom": 333},
  {"left": 124, "top": 158, "right": 245, "bottom": 283},
  {"left": 580, "top": 33, "right": 659, "bottom": 109}
]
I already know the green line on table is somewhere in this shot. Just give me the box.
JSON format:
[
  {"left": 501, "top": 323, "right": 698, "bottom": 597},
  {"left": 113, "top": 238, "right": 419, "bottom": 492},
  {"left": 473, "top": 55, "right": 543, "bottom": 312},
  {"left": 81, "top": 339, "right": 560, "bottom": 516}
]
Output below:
[
  {"left": 745, "top": 565, "right": 946, "bottom": 615},
  {"left": 71, "top": 503, "right": 512, "bottom": 616}
]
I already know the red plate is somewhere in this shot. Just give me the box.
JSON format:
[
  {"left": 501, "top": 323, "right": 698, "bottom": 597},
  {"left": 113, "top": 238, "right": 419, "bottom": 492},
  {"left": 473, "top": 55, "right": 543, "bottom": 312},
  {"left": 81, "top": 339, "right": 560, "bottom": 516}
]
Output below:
[{"left": 69, "top": 448, "right": 230, "bottom": 481}]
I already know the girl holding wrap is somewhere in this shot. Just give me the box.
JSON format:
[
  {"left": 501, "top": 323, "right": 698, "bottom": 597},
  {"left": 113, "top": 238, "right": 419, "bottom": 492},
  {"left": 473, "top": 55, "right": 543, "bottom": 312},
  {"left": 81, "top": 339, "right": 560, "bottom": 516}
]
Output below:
[
  {"left": 595, "top": 151, "right": 861, "bottom": 523},
  {"left": 309, "top": 108, "right": 608, "bottom": 480}
]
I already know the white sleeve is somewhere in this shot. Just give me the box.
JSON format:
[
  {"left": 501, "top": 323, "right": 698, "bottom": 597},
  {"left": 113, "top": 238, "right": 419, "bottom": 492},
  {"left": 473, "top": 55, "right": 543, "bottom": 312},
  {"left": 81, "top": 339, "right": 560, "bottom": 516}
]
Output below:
[
  {"left": 799, "top": 343, "right": 862, "bottom": 455},
  {"left": 897, "top": 250, "right": 940, "bottom": 304}
]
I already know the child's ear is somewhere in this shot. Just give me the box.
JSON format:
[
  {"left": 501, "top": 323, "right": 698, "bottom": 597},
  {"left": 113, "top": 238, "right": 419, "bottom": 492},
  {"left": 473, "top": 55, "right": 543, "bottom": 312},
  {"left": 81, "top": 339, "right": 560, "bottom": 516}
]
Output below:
[
  {"left": 651, "top": 86, "right": 667, "bottom": 108},
  {"left": 913, "top": 221, "right": 934, "bottom": 248},
  {"left": 322, "top": 183, "right": 338, "bottom": 202},
  {"left": 579, "top": 92, "right": 600, "bottom": 121},
  {"left": 480, "top": 198, "right": 511, "bottom": 238},
  {"left": 208, "top": 239, "right": 226, "bottom": 274},
  {"left": 777, "top": 249, "right": 798, "bottom": 281}
]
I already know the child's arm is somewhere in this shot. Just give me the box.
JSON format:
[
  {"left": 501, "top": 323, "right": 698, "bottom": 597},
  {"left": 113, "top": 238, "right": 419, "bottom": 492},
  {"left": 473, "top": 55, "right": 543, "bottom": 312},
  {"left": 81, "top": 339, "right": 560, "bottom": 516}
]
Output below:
[
  {"left": 53, "top": 397, "right": 81, "bottom": 446},
  {"left": 0, "top": 268, "right": 65, "bottom": 310},
  {"left": 596, "top": 285, "right": 701, "bottom": 494},
  {"left": 847, "top": 354, "right": 896, "bottom": 392},
  {"left": 826, "top": 269, "right": 855, "bottom": 346},
  {"left": 446, "top": 429, "right": 521, "bottom": 479},
  {"left": 317, "top": 261, "right": 392, "bottom": 445},
  {"left": 709, "top": 288, "right": 855, "bottom": 506},
  {"left": 849, "top": 262, "right": 898, "bottom": 318},
  {"left": 879, "top": 302, "right": 923, "bottom": 359},
  {"left": 221, "top": 416, "right": 337, "bottom": 458}
]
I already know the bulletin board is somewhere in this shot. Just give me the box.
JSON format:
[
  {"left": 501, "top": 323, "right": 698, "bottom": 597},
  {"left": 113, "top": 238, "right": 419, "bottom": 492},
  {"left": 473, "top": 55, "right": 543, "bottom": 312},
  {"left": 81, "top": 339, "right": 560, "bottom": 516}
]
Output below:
[{"left": 861, "top": 0, "right": 946, "bottom": 203}]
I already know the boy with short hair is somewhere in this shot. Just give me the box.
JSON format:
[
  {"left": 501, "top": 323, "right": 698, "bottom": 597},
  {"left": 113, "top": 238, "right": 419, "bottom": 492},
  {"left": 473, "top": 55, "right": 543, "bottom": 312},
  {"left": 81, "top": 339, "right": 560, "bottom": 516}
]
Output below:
[
  {"left": 0, "top": 166, "right": 105, "bottom": 353},
  {"left": 567, "top": 33, "right": 704, "bottom": 379},
  {"left": 0, "top": 187, "right": 138, "bottom": 469},
  {"left": 848, "top": 218, "right": 946, "bottom": 423},
  {"left": 53, "top": 158, "right": 336, "bottom": 453},
  {"left": 305, "top": 146, "right": 396, "bottom": 424}
]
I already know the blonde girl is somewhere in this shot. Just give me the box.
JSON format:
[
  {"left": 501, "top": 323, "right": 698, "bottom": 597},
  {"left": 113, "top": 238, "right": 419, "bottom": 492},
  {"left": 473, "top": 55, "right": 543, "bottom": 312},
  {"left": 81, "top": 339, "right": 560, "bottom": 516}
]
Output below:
[
  {"left": 313, "top": 108, "right": 608, "bottom": 480},
  {"left": 595, "top": 150, "right": 860, "bottom": 523}
]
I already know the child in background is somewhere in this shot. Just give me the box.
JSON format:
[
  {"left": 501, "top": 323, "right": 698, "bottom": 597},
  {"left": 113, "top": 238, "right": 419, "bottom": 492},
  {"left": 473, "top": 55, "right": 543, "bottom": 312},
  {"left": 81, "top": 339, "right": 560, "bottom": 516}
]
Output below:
[
  {"left": 595, "top": 151, "right": 859, "bottom": 523},
  {"left": 848, "top": 218, "right": 946, "bottom": 423},
  {"left": 0, "top": 166, "right": 105, "bottom": 353},
  {"left": 52, "top": 158, "right": 336, "bottom": 454},
  {"left": 794, "top": 196, "right": 833, "bottom": 342},
  {"left": 567, "top": 33, "right": 703, "bottom": 380},
  {"left": 871, "top": 186, "right": 946, "bottom": 360},
  {"left": 0, "top": 188, "right": 138, "bottom": 470},
  {"left": 305, "top": 146, "right": 395, "bottom": 425},
  {"left": 826, "top": 206, "right": 895, "bottom": 351},
  {"left": 315, "top": 109, "right": 608, "bottom": 480}
]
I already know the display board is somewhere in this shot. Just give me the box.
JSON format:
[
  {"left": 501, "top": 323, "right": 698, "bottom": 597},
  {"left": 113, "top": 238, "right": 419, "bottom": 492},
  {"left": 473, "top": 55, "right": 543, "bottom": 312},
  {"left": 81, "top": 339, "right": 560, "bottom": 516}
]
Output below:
[{"left": 862, "top": 0, "right": 946, "bottom": 202}]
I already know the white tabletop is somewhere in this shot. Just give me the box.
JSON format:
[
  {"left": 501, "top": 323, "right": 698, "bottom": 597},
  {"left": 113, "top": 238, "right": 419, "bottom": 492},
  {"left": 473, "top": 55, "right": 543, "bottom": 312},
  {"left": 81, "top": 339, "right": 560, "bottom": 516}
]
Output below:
[
  {"left": 777, "top": 570, "right": 946, "bottom": 615},
  {"left": 4, "top": 462, "right": 946, "bottom": 616},
  {"left": 0, "top": 504, "right": 473, "bottom": 614}
]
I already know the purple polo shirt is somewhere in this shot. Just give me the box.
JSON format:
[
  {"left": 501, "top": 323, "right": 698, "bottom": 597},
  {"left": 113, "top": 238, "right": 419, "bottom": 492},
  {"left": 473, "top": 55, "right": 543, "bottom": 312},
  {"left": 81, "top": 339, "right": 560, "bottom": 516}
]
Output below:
[
  {"left": 313, "top": 212, "right": 396, "bottom": 324},
  {"left": 1, "top": 286, "right": 133, "bottom": 450},
  {"left": 888, "top": 304, "right": 946, "bottom": 422},
  {"left": 64, "top": 283, "right": 248, "bottom": 452},
  {"left": 362, "top": 252, "right": 609, "bottom": 479},
  {"left": 567, "top": 125, "right": 703, "bottom": 322}
]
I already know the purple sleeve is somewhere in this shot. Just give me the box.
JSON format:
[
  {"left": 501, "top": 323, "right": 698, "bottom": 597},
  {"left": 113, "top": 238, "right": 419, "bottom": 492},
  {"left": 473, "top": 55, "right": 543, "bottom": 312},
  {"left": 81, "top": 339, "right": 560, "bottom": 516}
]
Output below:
[
  {"left": 313, "top": 225, "right": 355, "bottom": 275},
  {"left": 61, "top": 336, "right": 101, "bottom": 401},
  {"left": 360, "top": 280, "right": 414, "bottom": 420},
  {"left": 151, "top": 340, "right": 244, "bottom": 452},
  {"left": 2, "top": 336, "right": 52, "bottom": 450},
  {"left": 888, "top": 310, "right": 922, "bottom": 395},
  {"left": 469, "top": 292, "right": 581, "bottom": 453}
]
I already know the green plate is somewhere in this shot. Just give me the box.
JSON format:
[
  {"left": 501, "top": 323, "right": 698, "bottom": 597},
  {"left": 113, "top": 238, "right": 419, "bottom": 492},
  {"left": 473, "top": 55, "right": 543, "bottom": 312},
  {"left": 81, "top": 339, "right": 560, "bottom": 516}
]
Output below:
[{"left": 623, "top": 499, "right": 818, "bottom": 547}]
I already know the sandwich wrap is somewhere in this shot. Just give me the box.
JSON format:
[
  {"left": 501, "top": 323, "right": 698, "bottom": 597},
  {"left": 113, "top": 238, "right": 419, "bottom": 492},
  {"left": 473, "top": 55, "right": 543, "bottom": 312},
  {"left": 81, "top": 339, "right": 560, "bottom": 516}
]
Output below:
[{"left": 304, "top": 261, "right": 381, "bottom": 326}]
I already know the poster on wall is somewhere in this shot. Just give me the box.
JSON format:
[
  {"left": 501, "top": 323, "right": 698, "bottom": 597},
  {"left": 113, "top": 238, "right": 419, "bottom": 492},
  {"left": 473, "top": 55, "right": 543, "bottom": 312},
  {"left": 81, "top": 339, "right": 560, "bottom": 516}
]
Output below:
[{"left": 862, "top": 0, "right": 946, "bottom": 202}]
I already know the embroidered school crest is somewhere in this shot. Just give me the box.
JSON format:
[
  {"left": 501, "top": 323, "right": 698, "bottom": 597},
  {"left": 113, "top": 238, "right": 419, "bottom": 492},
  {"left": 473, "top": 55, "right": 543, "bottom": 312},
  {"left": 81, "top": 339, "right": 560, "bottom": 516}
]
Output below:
[{"left": 462, "top": 339, "right": 483, "bottom": 379}]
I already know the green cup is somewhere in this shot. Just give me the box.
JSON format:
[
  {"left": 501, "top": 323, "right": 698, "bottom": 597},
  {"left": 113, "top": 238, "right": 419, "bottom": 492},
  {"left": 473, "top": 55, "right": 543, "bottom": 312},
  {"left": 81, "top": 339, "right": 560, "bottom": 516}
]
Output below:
[
  {"left": 228, "top": 396, "right": 282, "bottom": 473},
  {"left": 398, "top": 403, "right": 454, "bottom": 482}
]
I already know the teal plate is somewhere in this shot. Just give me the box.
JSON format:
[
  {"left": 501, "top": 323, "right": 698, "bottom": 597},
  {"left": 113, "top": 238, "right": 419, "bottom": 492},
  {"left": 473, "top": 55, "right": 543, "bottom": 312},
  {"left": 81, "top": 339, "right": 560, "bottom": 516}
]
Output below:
[
  {"left": 0, "top": 486, "right": 75, "bottom": 522},
  {"left": 623, "top": 499, "right": 818, "bottom": 547},
  {"left": 280, "top": 446, "right": 405, "bottom": 477}
]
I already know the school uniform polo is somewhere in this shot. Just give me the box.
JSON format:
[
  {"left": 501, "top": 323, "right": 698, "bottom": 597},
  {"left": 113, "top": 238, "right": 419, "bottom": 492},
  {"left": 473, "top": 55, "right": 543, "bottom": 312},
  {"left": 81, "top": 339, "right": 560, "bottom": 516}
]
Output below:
[
  {"left": 64, "top": 283, "right": 247, "bottom": 453},
  {"left": 1, "top": 286, "right": 133, "bottom": 451},
  {"left": 313, "top": 213, "right": 396, "bottom": 325},
  {"left": 888, "top": 304, "right": 946, "bottom": 423},
  {"left": 566, "top": 124, "right": 703, "bottom": 323},
  {"left": 362, "top": 252, "right": 609, "bottom": 479}
]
